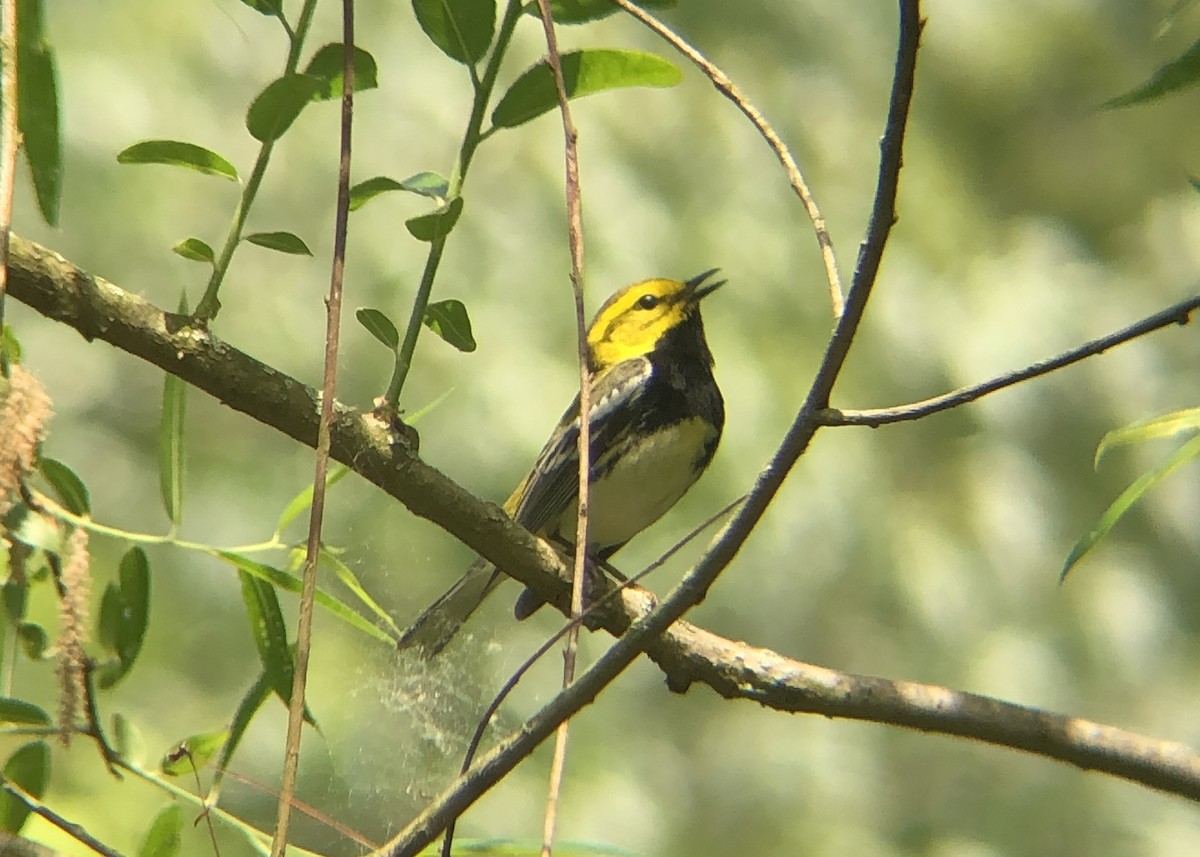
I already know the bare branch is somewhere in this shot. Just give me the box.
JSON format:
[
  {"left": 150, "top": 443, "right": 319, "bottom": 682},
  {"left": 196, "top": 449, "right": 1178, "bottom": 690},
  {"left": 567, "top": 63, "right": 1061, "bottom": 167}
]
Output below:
[
  {"left": 823, "top": 294, "right": 1200, "bottom": 427},
  {"left": 614, "top": 0, "right": 844, "bottom": 316}
]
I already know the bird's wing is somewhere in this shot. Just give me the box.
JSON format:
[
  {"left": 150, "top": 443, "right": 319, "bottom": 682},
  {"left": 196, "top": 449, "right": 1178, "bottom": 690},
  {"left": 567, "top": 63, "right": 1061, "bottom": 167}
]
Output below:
[{"left": 506, "top": 357, "right": 652, "bottom": 538}]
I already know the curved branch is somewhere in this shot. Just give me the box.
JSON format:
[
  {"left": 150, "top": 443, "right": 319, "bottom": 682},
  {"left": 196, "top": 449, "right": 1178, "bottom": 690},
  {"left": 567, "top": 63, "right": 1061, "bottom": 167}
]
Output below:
[{"left": 10, "top": 234, "right": 1200, "bottom": 813}]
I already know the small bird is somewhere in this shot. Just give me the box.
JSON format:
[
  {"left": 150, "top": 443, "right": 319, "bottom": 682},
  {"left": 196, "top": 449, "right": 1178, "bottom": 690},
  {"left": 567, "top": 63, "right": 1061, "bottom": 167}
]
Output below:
[{"left": 397, "top": 270, "right": 725, "bottom": 655}]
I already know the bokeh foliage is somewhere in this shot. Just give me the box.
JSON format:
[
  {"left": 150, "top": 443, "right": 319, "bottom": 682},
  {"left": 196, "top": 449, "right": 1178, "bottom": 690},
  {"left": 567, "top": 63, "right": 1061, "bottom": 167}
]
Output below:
[{"left": 4, "top": 1, "right": 1200, "bottom": 855}]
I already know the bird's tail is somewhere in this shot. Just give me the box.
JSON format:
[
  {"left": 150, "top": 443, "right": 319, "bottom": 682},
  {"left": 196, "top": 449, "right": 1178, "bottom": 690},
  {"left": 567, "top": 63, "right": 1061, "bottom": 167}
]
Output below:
[{"left": 396, "top": 559, "right": 503, "bottom": 656}]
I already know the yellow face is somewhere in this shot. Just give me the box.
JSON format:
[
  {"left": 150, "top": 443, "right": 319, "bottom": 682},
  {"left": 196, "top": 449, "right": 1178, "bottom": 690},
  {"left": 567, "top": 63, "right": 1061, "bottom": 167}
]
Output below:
[{"left": 587, "top": 272, "right": 722, "bottom": 370}]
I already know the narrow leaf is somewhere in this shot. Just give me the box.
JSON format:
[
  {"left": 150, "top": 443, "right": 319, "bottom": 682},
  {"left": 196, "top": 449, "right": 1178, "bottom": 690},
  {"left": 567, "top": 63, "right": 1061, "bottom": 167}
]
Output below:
[
  {"left": 303, "top": 44, "right": 380, "bottom": 99},
  {"left": 160, "top": 730, "right": 229, "bottom": 776},
  {"left": 237, "top": 571, "right": 295, "bottom": 705},
  {"left": 0, "top": 742, "right": 50, "bottom": 833},
  {"left": 117, "top": 140, "right": 239, "bottom": 181},
  {"left": 138, "top": 805, "right": 183, "bottom": 857},
  {"left": 171, "top": 237, "right": 215, "bottom": 264},
  {"left": 115, "top": 547, "right": 150, "bottom": 668},
  {"left": 423, "top": 299, "right": 476, "bottom": 352},
  {"left": 406, "top": 196, "right": 464, "bottom": 241},
  {"left": 15, "top": 0, "right": 62, "bottom": 225},
  {"left": 1095, "top": 407, "right": 1200, "bottom": 467},
  {"left": 239, "top": 0, "right": 284, "bottom": 15},
  {"left": 1, "top": 325, "right": 22, "bottom": 366},
  {"left": 356, "top": 308, "right": 401, "bottom": 351},
  {"left": 159, "top": 371, "right": 187, "bottom": 526},
  {"left": 245, "top": 74, "right": 324, "bottom": 142},
  {"left": 492, "top": 49, "right": 681, "bottom": 129},
  {"left": 412, "top": 0, "right": 496, "bottom": 65},
  {"left": 210, "top": 670, "right": 272, "bottom": 795},
  {"left": 319, "top": 547, "right": 403, "bottom": 638},
  {"left": 349, "top": 171, "right": 450, "bottom": 210},
  {"left": 216, "top": 552, "right": 393, "bottom": 643},
  {"left": 1105, "top": 36, "right": 1200, "bottom": 108},
  {"left": 274, "top": 466, "right": 350, "bottom": 537},
  {"left": 244, "top": 231, "right": 313, "bottom": 256},
  {"left": 0, "top": 699, "right": 50, "bottom": 726},
  {"left": 38, "top": 457, "right": 90, "bottom": 515},
  {"left": 1063, "top": 433, "right": 1200, "bottom": 580},
  {"left": 97, "top": 583, "right": 122, "bottom": 653}
]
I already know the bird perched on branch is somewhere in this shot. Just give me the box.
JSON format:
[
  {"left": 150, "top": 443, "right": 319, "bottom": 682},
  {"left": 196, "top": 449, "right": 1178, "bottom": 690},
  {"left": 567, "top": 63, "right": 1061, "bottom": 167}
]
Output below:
[{"left": 398, "top": 270, "right": 726, "bottom": 655}]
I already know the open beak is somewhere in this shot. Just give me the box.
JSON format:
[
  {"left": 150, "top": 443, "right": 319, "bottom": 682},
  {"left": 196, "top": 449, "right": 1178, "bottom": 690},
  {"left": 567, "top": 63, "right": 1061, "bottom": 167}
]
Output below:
[{"left": 686, "top": 268, "right": 726, "bottom": 302}]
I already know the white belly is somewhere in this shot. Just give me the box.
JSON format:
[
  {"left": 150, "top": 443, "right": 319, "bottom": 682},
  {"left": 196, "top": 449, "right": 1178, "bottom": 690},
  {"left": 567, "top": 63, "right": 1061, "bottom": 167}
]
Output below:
[{"left": 551, "top": 417, "right": 716, "bottom": 550}]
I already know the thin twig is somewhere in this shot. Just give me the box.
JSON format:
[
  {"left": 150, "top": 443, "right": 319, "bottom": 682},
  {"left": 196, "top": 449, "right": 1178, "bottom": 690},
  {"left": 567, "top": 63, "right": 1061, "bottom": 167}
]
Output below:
[
  {"left": 269, "top": 7, "right": 355, "bottom": 856},
  {"left": 0, "top": 776, "right": 122, "bottom": 857},
  {"left": 0, "top": 0, "right": 18, "bottom": 367},
  {"left": 614, "top": 0, "right": 844, "bottom": 317},
  {"left": 822, "top": 294, "right": 1200, "bottom": 426},
  {"left": 530, "top": 2, "right": 588, "bottom": 855}
]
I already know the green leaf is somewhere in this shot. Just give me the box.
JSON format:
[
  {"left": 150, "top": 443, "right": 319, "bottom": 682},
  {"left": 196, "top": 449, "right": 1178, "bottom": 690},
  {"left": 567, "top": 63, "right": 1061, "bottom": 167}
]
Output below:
[
  {"left": 112, "top": 712, "right": 146, "bottom": 765},
  {"left": 159, "top": 371, "right": 187, "bottom": 527},
  {"left": 2, "top": 578, "right": 27, "bottom": 623},
  {"left": 356, "top": 308, "right": 401, "bottom": 351},
  {"left": 349, "top": 171, "right": 450, "bottom": 210},
  {"left": 1063, "top": 433, "right": 1200, "bottom": 580},
  {"left": 116, "top": 140, "right": 240, "bottom": 182},
  {"left": 1105, "top": 35, "right": 1200, "bottom": 108},
  {"left": 215, "top": 552, "right": 393, "bottom": 643},
  {"left": 16, "top": 624, "right": 47, "bottom": 660},
  {"left": 245, "top": 74, "right": 324, "bottom": 142},
  {"left": 244, "top": 231, "right": 313, "bottom": 256},
  {"left": 38, "top": 458, "right": 90, "bottom": 516},
  {"left": 98, "top": 547, "right": 150, "bottom": 687},
  {"left": 171, "top": 237, "right": 215, "bottom": 264},
  {"left": 492, "top": 49, "right": 681, "bottom": 129},
  {"left": 523, "top": 0, "right": 676, "bottom": 25},
  {"left": 423, "top": 299, "right": 477, "bottom": 352},
  {"left": 237, "top": 571, "right": 295, "bottom": 706},
  {"left": 412, "top": 0, "right": 496, "bottom": 65},
  {"left": 160, "top": 730, "right": 228, "bottom": 776},
  {"left": 1094, "top": 407, "right": 1200, "bottom": 467},
  {"left": 0, "top": 699, "right": 50, "bottom": 726},
  {"left": 239, "top": 0, "right": 284, "bottom": 16},
  {"left": 1191, "top": 176, "right": 1200, "bottom": 196},
  {"left": 138, "top": 805, "right": 183, "bottom": 857},
  {"left": 274, "top": 466, "right": 350, "bottom": 537},
  {"left": 1, "top": 325, "right": 22, "bottom": 366},
  {"left": 211, "top": 670, "right": 272, "bottom": 793},
  {"left": 319, "top": 547, "right": 403, "bottom": 639},
  {"left": 15, "top": 0, "right": 61, "bottom": 226},
  {"left": 303, "top": 43, "right": 380, "bottom": 99},
  {"left": 5, "top": 505, "right": 60, "bottom": 554},
  {"left": 0, "top": 742, "right": 50, "bottom": 833},
  {"left": 98, "top": 583, "right": 121, "bottom": 653},
  {"left": 406, "top": 196, "right": 464, "bottom": 241}
]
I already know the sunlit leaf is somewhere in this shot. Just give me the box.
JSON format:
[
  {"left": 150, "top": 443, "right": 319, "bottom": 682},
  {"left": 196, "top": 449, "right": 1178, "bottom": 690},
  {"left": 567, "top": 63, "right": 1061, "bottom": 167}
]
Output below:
[
  {"left": 356, "top": 308, "right": 401, "bottom": 351},
  {"left": 239, "top": 0, "right": 284, "bottom": 14},
  {"left": 1063, "top": 433, "right": 1200, "bottom": 580},
  {"left": 15, "top": 0, "right": 62, "bottom": 225},
  {"left": 492, "top": 49, "right": 681, "bottom": 129},
  {"left": 0, "top": 742, "right": 50, "bottom": 833},
  {"left": 406, "top": 197, "right": 464, "bottom": 241},
  {"left": 171, "top": 237, "right": 216, "bottom": 264},
  {"left": 274, "top": 466, "right": 350, "bottom": 537},
  {"left": 161, "top": 730, "right": 228, "bottom": 776},
  {"left": 412, "top": 0, "right": 496, "bottom": 65},
  {"left": 138, "top": 804, "right": 183, "bottom": 857},
  {"left": 1094, "top": 407, "right": 1200, "bottom": 467},
  {"left": 245, "top": 74, "right": 324, "bottom": 142},
  {"left": 244, "top": 231, "right": 313, "bottom": 256},
  {"left": 159, "top": 350, "right": 187, "bottom": 527},
  {"left": 117, "top": 140, "right": 240, "bottom": 182},
  {"left": 304, "top": 43, "right": 379, "bottom": 99},
  {"left": 423, "top": 299, "right": 476, "bottom": 352},
  {"left": 38, "top": 458, "right": 89, "bottom": 516},
  {"left": 349, "top": 171, "right": 450, "bottom": 210},
  {"left": 1105, "top": 35, "right": 1200, "bottom": 108},
  {"left": 1, "top": 325, "right": 22, "bottom": 366},
  {"left": 319, "top": 547, "right": 403, "bottom": 638}
]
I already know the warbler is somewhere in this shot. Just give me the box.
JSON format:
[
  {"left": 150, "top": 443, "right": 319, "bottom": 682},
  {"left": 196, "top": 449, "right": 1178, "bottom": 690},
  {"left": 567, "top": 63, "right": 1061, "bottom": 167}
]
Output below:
[{"left": 397, "top": 270, "right": 725, "bottom": 655}]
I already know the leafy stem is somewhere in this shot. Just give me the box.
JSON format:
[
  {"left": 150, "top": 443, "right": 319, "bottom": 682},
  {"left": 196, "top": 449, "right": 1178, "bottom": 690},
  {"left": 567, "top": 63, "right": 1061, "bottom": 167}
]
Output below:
[{"left": 193, "top": 0, "right": 319, "bottom": 322}]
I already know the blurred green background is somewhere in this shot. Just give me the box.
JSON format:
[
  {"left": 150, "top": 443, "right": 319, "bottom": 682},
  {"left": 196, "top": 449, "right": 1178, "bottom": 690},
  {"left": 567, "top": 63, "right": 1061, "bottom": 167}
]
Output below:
[{"left": 9, "top": 0, "right": 1200, "bottom": 854}]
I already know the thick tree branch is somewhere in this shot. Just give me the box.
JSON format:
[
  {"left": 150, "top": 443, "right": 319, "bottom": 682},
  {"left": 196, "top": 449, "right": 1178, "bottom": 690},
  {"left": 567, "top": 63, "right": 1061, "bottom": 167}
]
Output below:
[{"left": 11, "top": 234, "right": 1200, "bottom": 808}]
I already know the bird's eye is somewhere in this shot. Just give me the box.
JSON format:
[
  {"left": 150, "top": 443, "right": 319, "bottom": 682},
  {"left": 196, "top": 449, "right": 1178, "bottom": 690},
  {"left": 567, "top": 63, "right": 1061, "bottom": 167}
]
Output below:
[{"left": 636, "top": 294, "right": 659, "bottom": 310}]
